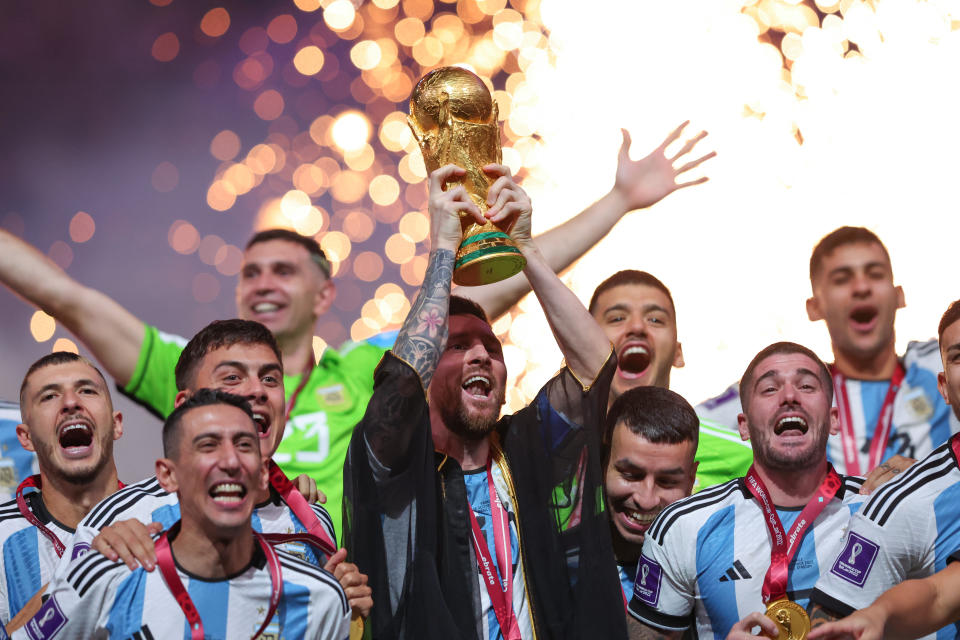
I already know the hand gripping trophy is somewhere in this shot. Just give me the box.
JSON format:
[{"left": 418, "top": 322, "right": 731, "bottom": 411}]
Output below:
[{"left": 408, "top": 66, "right": 526, "bottom": 286}]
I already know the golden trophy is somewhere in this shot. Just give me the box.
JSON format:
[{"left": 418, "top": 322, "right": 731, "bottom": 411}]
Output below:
[{"left": 408, "top": 66, "right": 526, "bottom": 286}]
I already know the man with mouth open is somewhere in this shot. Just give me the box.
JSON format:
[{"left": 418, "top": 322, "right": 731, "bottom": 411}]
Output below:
[
  {"left": 590, "top": 270, "right": 753, "bottom": 493},
  {"left": 346, "top": 164, "right": 627, "bottom": 639},
  {"left": 627, "top": 342, "right": 866, "bottom": 640},
  {"left": 698, "top": 227, "right": 958, "bottom": 476},
  {"left": 10, "top": 389, "right": 350, "bottom": 640},
  {"left": 0, "top": 352, "right": 124, "bottom": 626},
  {"left": 49, "top": 320, "right": 372, "bottom": 623}
]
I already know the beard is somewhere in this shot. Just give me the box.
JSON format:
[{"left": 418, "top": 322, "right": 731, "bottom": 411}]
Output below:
[
  {"left": 751, "top": 422, "right": 830, "bottom": 471},
  {"left": 33, "top": 432, "right": 114, "bottom": 485},
  {"left": 440, "top": 390, "right": 504, "bottom": 442}
]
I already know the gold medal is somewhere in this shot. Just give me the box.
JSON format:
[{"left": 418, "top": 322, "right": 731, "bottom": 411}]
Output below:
[{"left": 764, "top": 599, "right": 810, "bottom": 640}]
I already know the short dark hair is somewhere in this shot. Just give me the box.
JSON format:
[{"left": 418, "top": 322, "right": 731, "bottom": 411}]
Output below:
[
  {"left": 162, "top": 388, "right": 255, "bottom": 458},
  {"left": 19, "top": 352, "right": 108, "bottom": 406},
  {"left": 940, "top": 300, "right": 960, "bottom": 343},
  {"left": 449, "top": 295, "right": 489, "bottom": 324},
  {"left": 605, "top": 386, "right": 699, "bottom": 451},
  {"left": 246, "top": 228, "right": 331, "bottom": 278},
  {"left": 175, "top": 320, "right": 282, "bottom": 391},
  {"left": 809, "top": 226, "right": 891, "bottom": 283},
  {"left": 589, "top": 270, "right": 675, "bottom": 316},
  {"left": 739, "top": 341, "right": 833, "bottom": 405}
]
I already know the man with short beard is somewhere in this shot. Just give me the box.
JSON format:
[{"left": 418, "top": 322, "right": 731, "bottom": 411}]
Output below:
[
  {"left": 698, "top": 227, "right": 959, "bottom": 476},
  {"left": 0, "top": 353, "right": 124, "bottom": 625},
  {"left": 627, "top": 342, "right": 867, "bottom": 640},
  {"left": 346, "top": 163, "right": 626, "bottom": 639}
]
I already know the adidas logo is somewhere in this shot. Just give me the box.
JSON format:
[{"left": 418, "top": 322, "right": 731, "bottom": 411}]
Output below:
[{"left": 718, "top": 560, "right": 753, "bottom": 582}]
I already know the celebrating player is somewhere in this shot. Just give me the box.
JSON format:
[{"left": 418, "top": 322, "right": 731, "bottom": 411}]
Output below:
[
  {"left": 604, "top": 386, "right": 699, "bottom": 601},
  {"left": 0, "top": 121, "right": 710, "bottom": 538},
  {"left": 806, "top": 299, "right": 960, "bottom": 639},
  {"left": 627, "top": 342, "right": 865, "bottom": 639},
  {"left": 54, "top": 320, "right": 372, "bottom": 623},
  {"left": 0, "top": 353, "right": 123, "bottom": 625},
  {"left": 698, "top": 227, "right": 958, "bottom": 476},
  {"left": 590, "top": 270, "right": 752, "bottom": 491},
  {"left": 346, "top": 163, "right": 627, "bottom": 639},
  {"left": 13, "top": 389, "right": 349, "bottom": 639}
]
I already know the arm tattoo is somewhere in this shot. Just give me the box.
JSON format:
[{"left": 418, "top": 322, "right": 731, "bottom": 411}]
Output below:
[
  {"left": 393, "top": 248, "right": 455, "bottom": 387},
  {"left": 809, "top": 602, "right": 841, "bottom": 629}
]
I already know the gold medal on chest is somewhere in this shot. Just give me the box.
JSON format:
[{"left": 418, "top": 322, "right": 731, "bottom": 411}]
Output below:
[{"left": 764, "top": 599, "right": 810, "bottom": 640}]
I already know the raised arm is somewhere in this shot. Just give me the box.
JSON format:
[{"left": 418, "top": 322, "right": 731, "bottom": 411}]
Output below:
[
  {"left": 484, "top": 166, "right": 611, "bottom": 385},
  {"left": 392, "top": 164, "right": 485, "bottom": 387},
  {"left": 460, "top": 122, "right": 714, "bottom": 320},
  {"left": 0, "top": 229, "right": 144, "bottom": 386}
]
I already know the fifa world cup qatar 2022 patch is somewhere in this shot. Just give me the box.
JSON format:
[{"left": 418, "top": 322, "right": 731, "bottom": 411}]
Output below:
[
  {"left": 830, "top": 532, "right": 879, "bottom": 587},
  {"left": 25, "top": 595, "right": 67, "bottom": 640},
  {"left": 633, "top": 555, "right": 663, "bottom": 607}
]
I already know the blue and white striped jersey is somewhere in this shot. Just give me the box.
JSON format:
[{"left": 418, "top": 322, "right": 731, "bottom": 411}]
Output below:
[
  {"left": 627, "top": 475, "right": 866, "bottom": 639},
  {"left": 463, "top": 467, "right": 534, "bottom": 640},
  {"left": 811, "top": 437, "right": 960, "bottom": 640},
  {"left": 13, "top": 540, "right": 349, "bottom": 640},
  {"left": 0, "top": 402, "right": 37, "bottom": 504},
  {"left": 0, "top": 493, "right": 75, "bottom": 625},
  {"left": 54, "top": 476, "right": 336, "bottom": 582},
  {"left": 695, "top": 340, "right": 959, "bottom": 475}
]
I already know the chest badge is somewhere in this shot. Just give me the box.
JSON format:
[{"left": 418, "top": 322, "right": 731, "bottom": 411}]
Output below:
[
  {"left": 905, "top": 389, "right": 934, "bottom": 421},
  {"left": 317, "top": 384, "right": 346, "bottom": 407}
]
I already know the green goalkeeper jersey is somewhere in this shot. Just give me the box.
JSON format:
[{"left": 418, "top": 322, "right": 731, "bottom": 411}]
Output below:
[
  {"left": 123, "top": 325, "right": 390, "bottom": 542},
  {"left": 692, "top": 418, "right": 754, "bottom": 493}
]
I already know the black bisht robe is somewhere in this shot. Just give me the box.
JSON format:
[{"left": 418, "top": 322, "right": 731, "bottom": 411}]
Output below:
[{"left": 344, "top": 351, "right": 627, "bottom": 640}]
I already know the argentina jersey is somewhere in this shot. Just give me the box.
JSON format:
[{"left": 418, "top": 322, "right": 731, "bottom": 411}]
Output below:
[
  {"left": 14, "top": 542, "right": 350, "bottom": 639},
  {"left": 463, "top": 464, "right": 533, "bottom": 640},
  {"left": 0, "top": 493, "right": 74, "bottom": 625},
  {"left": 811, "top": 436, "right": 960, "bottom": 640},
  {"left": 55, "top": 476, "right": 336, "bottom": 582},
  {"left": 628, "top": 475, "right": 866, "bottom": 639}
]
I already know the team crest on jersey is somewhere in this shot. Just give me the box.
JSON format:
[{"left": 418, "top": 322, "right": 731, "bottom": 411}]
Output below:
[
  {"left": 71, "top": 542, "right": 91, "bottom": 562},
  {"left": 904, "top": 389, "right": 934, "bottom": 421},
  {"left": 25, "top": 595, "right": 67, "bottom": 640},
  {"left": 632, "top": 555, "right": 663, "bottom": 607},
  {"left": 0, "top": 460, "right": 16, "bottom": 491},
  {"left": 254, "top": 607, "right": 280, "bottom": 640},
  {"left": 830, "top": 532, "right": 879, "bottom": 587},
  {"left": 316, "top": 384, "right": 346, "bottom": 407}
]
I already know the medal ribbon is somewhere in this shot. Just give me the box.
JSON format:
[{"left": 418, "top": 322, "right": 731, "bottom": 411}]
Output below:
[
  {"left": 267, "top": 460, "right": 337, "bottom": 558},
  {"left": 467, "top": 458, "right": 521, "bottom": 640},
  {"left": 950, "top": 433, "right": 960, "bottom": 465},
  {"left": 16, "top": 475, "right": 124, "bottom": 558},
  {"left": 831, "top": 363, "right": 905, "bottom": 476},
  {"left": 155, "top": 525, "right": 283, "bottom": 640},
  {"left": 744, "top": 465, "right": 842, "bottom": 603}
]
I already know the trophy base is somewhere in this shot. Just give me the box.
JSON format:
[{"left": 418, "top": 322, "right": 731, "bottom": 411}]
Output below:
[{"left": 453, "top": 230, "right": 526, "bottom": 286}]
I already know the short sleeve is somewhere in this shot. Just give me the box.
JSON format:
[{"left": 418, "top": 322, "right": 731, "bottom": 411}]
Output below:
[
  {"left": 811, "top": 510, "right": 915, "bottom": 616},
  {"left": 627, "top": 525, "right": 696, "bottom": 632},
  {"left": 122, "top": 325, "right": 187, "bottom": 419}
]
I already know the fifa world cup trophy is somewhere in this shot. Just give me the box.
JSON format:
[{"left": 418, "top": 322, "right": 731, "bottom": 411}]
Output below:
[{"left": 408, "top": 66, "right": 526, "bottom": 286}]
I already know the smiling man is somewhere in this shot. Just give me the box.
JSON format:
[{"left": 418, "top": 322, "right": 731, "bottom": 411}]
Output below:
[
  {"left": 627, "top": 342, "right": 866, "bottom": 640},
  {"left": 11, "top": 389, "right": 350, "bottom": 639},
  {"left": 698, "top": 227, "right": 958, "bottom": 476},
  {"left": 347, "top": 163, "right": 626, "bottom": 639},
  {"left": 0, "top": 353, "right": 123, "bottom": 625},
  {"left": 602, "top": 386, "right": 699, "bottom": 601},
  {"left": 590, "top": 270, "right": 752, "bottom": 492}
]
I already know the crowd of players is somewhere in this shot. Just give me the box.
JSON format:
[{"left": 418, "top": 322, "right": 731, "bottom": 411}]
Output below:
[{"left": 0, "top": 125, "right": 957, "bottom": 639}]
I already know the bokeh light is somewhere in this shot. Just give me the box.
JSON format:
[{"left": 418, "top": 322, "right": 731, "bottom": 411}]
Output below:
[
  {"left": 201, "top": 8, "right": 231, "bottom": 38},
  {"left": 151, "top": 32, "right": 179, "bottom": 62},
  {"left": 52, "top": 338, "right": 79, "bottom": 354},
  {"left": 30, "top": 311, "right": 56, "bottom": 343},
  {"left": 69, "top": 212, "right": 96, "bottom": 243}
]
